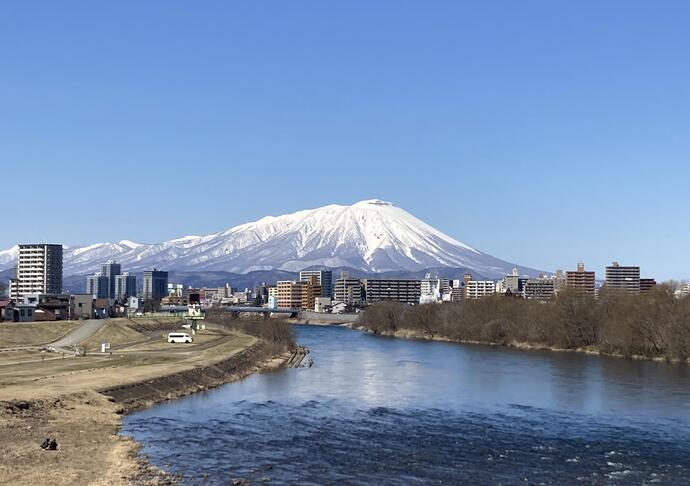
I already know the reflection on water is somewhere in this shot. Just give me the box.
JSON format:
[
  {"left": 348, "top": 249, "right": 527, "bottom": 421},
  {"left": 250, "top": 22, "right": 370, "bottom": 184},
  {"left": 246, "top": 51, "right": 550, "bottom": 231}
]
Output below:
[{"left": 124, "top": 325, "right": 690, "bottom": 484}]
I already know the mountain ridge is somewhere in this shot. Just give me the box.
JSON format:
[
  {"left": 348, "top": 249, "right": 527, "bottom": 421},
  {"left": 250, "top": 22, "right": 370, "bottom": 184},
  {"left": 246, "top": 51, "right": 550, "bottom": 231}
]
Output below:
[{"left": 0, "top": 200, "right": 540, "bottom": 279}]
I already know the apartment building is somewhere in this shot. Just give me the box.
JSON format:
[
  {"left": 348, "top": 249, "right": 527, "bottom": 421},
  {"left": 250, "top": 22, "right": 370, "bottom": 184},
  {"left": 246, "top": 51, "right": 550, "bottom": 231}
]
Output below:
[
  {"left": 364, "top": 279, "right": 421, "bottom": 305},
  {"left": 299, "top": 270, "right": 333, "bottom": 298},
  {"left": 277, "top": 278, "right": 321, "bottom": 310},
  {"left": 498, "top": 268, "right": 520, "bottom": 294},
  {"left": 524, "top": 278, "right": 555, "bottom": 300},
  {"left": 465, "top": 280, "right": 495, "bottom": 300},
  {"left": 605, "top": 262, "right": 640, "bottom": 293},
  {"left": 640, "top": 278, "right": 657, "bottom": 293},
  {"left": 566, "top": 263, "right": 596, "bottom": 295},
  {"left": 333, "top": 274, "right": 363, "bottom": 307},
  {"left": 10, "top": 244, "right": 63, "bottom": 302}
]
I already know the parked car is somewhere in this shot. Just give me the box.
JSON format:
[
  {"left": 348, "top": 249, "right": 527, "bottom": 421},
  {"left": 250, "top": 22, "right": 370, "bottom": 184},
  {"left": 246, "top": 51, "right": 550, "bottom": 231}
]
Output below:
[{"left": 167, "top": 332, "right": 193, "bottom": 344}]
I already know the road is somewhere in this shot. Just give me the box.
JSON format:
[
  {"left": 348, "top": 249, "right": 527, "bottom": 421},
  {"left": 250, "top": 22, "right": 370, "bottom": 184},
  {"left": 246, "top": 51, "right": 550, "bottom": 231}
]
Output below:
[{"left": 48, "top": 319, "right": 108, "bottom": 351}]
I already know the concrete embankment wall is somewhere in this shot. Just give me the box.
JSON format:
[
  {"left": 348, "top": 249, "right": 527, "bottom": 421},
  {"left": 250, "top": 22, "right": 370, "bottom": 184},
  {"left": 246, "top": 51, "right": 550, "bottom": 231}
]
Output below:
[{"left": 100, "top": 342, "right": 282, "bottom": 409}]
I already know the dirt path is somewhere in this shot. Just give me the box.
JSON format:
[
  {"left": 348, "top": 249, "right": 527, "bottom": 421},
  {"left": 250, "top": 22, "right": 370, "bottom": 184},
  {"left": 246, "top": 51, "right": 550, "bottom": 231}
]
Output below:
[{"left": 48, "top": 319, "right": 108, "bottom": 351}]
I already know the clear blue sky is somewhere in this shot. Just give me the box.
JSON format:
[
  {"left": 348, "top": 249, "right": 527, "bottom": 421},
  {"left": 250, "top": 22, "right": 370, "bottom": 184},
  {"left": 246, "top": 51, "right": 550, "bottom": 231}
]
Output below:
[{"left": 1, "top": 1, "right": 689, "bottom": 280}]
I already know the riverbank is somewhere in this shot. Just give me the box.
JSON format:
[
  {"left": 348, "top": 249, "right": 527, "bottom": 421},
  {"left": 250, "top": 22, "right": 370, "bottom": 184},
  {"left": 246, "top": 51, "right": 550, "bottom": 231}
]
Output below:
[
  {"left": 357, "top": 326, "right": 690, "bottom": 364},
  {"left": 290, "top": 310, "right": 359, "bottom": 326},
  {"left": 0, "top": 319, "right": 299, "bottom": 484},
  {"left": 357, "top": 295, "right": 690, "bottom": 364}
]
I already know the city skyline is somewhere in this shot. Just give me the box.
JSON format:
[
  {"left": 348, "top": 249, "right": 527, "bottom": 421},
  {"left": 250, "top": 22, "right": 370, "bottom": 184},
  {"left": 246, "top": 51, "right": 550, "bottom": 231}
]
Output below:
[{"left": 2, "top": 2, "right": 690, "bottom": 280}]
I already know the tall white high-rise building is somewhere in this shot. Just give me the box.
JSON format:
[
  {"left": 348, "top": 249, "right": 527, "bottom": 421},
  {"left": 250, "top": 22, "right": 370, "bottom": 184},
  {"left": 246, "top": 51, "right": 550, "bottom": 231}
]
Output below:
[{"left": 10, "top": 244, "right": 63, "bottom": 302}]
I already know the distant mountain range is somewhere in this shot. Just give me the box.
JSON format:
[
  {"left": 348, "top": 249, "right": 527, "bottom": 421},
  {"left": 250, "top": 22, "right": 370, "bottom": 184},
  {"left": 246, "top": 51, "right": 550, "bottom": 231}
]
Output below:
[{"left": 0, "top": 199, "right": 540, "bottom": 287}]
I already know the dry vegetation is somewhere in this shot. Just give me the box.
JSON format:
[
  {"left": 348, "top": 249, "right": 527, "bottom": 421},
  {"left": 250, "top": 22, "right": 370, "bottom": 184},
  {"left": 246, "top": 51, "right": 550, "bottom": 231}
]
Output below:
[
  {"left": 0, "top": 318, "right": 287, "bottom": 485},
  {"left": 206, "top": 310, "right": 296, "bottom": 353},
  {"left": 357, "top": 285, "right": 690, "bottom": 362},
  {"left": 0, "top": 321, "right": 80, "bottom": 347}
]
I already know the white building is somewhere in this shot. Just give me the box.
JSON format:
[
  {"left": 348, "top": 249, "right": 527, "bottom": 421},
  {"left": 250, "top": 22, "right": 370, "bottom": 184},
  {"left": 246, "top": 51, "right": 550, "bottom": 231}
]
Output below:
[
  {"left": 675, "top": 283, "right": 690, "bottom": 299},
  {"left": 498, "top": 268, "right": 520, "bottom": 294},
  {"left": 10, "top": 244, "right": 63, "bottom": 303},
  {"left": 420, "top": 273, "right": 450, "bottom": 304},
  {"left": 466, "top": 280, "right": 496, "bottom": 300},
  {"left": 314, "top": 297, "right": 332, "bottom": 313}
]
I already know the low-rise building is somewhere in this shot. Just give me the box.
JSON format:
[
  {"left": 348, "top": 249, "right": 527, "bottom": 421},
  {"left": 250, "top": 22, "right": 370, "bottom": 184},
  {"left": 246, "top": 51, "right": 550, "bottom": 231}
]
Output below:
[
  {"left": 4, "top": 303, "right": 36, "bottom": 322},
  {"left": 640, "top": 278, "right": 657, "bottom": 293},
  {"left": 70, "top": 294, "right": 93, "bottom": 319},
  {"left": 267, "top": 295, "right": 278, "bottom": 308},
  {"left": 675, "top": 283, "right": 690, "bottom": 299},
  {"left": 0, "top": 299, "right": 11, "bottom": 321},
  {"left": 34, "top": 294, "right": 71, "bottom": 320},
  {"left": 314, "top": 297, "right": 332, "bottom": 313},
  {"left": 127, "top": 296, "right": 141, "bottom": 315}
]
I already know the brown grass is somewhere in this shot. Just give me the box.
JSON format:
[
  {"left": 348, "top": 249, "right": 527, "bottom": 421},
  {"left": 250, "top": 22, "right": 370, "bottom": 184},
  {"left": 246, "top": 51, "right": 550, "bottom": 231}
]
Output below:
[
  {"left": 0, "top": 319, "right": 281, "bottom": 485},
  {"left": 0, "top": 321, "right": 80, "bottom": 348}
]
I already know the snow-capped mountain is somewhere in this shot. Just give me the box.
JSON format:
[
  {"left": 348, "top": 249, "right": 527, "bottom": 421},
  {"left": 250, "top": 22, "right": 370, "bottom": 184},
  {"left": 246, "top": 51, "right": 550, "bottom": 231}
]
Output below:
[
  {"left": 0, "top": 246, "right": 19, "bottom": 268},
  {"left": 0, "top": 200, "right": 536, "bottom": 278}
]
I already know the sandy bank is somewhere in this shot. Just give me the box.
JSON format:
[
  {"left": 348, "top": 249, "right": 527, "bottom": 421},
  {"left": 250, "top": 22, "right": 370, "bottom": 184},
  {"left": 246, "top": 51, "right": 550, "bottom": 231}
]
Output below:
[{"left": 0, "top": 326, "right": 298, "bottom": 485}]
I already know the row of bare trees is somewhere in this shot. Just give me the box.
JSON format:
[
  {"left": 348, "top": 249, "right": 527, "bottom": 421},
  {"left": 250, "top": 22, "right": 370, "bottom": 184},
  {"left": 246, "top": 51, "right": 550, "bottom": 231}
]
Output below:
[
  {"left": 206, "top": 310, "right": 296, "bottom": 353},
  {"left": 357, "top": 286, "right": 690, "bottom": 361}
]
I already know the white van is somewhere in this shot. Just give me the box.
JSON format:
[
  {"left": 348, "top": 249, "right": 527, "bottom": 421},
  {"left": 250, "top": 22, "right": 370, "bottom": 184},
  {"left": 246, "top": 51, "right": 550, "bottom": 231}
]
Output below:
[{"left": 167, "top": 332, "right": 193, "bottom": 344}]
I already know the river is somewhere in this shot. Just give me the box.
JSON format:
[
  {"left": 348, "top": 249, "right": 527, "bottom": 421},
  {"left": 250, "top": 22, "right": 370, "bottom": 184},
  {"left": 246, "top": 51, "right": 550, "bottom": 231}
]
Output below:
[{"left": 123, "top": 325, "right": 690, "bottom": 485}]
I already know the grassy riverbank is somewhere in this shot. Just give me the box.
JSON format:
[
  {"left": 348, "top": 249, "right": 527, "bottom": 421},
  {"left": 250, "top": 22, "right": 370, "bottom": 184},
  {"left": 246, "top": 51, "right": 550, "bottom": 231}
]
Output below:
[
  {"left": 0, "top": 318, "right": 296, "bottom": 484},
  {"left": 356, "top": 287, "right": 690, "bottom": 363}
]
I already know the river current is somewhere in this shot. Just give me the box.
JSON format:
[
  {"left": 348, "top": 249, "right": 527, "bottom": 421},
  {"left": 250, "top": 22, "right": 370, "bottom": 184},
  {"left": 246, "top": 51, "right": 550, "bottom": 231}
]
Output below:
[{"left": 123, "top": 325, "right": 690, "bottom": 485}]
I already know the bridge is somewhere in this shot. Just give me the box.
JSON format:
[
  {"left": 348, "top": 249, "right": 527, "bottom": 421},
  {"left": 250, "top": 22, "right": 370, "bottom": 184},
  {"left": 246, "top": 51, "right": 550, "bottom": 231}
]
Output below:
[
  {"left": 142, "top": 305, "right": 300, "bottom": 319},
  {"left": 221, "top": 306, "right": 300, "bottom": 318}
]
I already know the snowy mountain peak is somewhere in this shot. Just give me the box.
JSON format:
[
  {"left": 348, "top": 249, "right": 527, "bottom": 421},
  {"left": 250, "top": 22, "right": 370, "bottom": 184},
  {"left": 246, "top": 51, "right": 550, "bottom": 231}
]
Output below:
[
  {"left": 118, "top": 240, "right": 143, "bottom": 249},
  {"left": 353, "top": 199, "right": 393, "bottom": 207},
  {"left": 0, "top": 200, "right": 531, "bottom": 278}
]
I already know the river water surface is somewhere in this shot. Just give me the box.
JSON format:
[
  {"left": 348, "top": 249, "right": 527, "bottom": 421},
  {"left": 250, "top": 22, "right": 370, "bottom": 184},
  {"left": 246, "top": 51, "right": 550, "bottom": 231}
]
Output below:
[{"left": 123, "top": 325, "right": 690, "bottom": 485}]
